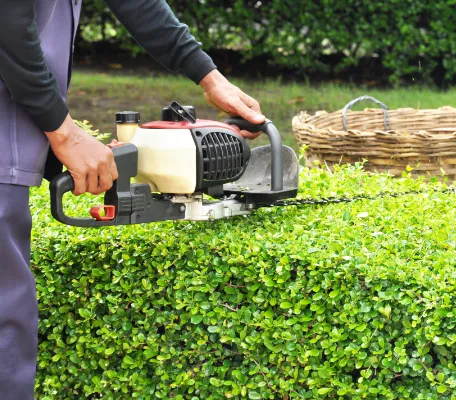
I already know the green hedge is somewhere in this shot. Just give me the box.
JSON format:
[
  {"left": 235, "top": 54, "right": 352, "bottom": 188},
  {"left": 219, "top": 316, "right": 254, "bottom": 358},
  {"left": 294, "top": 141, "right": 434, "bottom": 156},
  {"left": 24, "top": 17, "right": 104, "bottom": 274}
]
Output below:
[
  {"left": 32, "top": 160, "right": 456, "bottom": 399},
  {"left": 78, "top": 0, "right": 456, "bottom": 85}
]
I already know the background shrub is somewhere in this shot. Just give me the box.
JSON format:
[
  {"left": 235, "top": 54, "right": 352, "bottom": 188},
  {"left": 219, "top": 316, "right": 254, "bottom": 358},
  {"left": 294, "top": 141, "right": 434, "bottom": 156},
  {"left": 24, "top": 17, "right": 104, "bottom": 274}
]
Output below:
[
  {"left": 77, "top": 0, "right": 456, "bottom": 86},
  {"left": 33, "top": 160, "right": 456, "bottom": 399}
]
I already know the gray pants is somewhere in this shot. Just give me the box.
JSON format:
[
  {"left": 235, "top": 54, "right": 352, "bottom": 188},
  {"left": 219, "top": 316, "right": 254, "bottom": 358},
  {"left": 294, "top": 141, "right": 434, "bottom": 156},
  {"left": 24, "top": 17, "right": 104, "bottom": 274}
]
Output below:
[{"left": 0, "top": 184, "right": 37, "bottom": 399}]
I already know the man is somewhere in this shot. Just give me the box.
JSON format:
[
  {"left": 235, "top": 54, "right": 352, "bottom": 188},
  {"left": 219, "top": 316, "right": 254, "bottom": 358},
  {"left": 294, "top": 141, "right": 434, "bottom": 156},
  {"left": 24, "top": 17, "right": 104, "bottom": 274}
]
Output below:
[{"left": 0, "top": 0, "right": 264, "bottom": 398}]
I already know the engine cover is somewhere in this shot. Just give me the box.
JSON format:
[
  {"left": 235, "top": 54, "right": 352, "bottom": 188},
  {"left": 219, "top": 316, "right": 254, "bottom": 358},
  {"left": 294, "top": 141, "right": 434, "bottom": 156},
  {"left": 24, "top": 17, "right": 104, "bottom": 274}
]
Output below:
[{"left": 191, "top": 127, "right": 251, "bottom": 192}]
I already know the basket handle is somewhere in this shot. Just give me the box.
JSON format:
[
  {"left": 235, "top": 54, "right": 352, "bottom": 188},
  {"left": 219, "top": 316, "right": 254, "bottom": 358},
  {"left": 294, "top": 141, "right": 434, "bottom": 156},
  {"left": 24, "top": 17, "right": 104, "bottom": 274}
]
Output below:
[{"left": 342, "top": 95, "right": 391, "bottom": 131}]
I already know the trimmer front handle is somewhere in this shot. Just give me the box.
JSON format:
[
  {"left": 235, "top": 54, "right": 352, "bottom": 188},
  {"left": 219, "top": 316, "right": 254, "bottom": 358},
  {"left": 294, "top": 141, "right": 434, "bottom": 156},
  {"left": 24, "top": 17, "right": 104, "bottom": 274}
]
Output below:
[{"left": 226, "top": 117, "right": 283, "bottom": 191}]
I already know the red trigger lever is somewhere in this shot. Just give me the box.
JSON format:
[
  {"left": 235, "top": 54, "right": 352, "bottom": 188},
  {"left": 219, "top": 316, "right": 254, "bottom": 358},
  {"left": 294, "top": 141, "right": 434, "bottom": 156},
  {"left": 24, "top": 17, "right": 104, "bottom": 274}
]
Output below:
[{"left": 90, "top": 205, "right": 116, "bottom": 221}]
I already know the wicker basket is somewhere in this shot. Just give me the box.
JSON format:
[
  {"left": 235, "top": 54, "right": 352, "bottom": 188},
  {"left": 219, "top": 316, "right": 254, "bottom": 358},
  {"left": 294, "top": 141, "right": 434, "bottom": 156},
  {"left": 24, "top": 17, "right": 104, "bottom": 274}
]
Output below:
[{"left": 292, "top": 95, "right": 456, "bottom": 180}]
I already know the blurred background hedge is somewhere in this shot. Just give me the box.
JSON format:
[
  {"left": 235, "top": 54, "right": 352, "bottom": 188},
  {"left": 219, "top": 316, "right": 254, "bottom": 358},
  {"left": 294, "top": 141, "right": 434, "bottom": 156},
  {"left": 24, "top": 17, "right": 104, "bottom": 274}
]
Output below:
[{"left": 76, "top": 0, "right": 456, "bottom": 86}]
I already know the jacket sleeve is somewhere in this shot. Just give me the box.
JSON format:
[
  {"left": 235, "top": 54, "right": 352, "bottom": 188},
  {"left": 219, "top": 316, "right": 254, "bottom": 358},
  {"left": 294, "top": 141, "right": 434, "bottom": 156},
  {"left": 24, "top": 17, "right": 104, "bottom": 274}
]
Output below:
[
  {"left": 0, "top": 0, "right": 69, "bottom": 132},
  {"left": 103, "top": 0, "right": 217, "bottom": 84}
]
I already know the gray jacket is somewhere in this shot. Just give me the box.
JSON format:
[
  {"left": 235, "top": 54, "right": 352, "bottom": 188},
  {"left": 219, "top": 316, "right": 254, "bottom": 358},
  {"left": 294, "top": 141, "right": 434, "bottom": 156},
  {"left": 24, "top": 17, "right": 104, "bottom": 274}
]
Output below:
[{"left": 0, "top": 0, "right": 216, "bottom": 186}]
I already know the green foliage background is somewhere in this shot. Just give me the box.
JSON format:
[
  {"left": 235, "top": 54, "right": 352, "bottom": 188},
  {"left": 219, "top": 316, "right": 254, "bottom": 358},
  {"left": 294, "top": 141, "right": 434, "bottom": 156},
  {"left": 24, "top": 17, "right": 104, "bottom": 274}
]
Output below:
[
  {"left": 78, "top": 0, "right": 456, "bottom": 85},
  {"left": 33, "top": 159, "right": 456, "bottom": 399}
]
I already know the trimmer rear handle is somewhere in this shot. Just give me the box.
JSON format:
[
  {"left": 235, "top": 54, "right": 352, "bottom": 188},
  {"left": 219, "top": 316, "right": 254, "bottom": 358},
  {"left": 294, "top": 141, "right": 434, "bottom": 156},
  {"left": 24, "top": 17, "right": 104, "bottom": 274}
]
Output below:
[
  {"left": 50, "top": 144, "right": 139, "bottom": 227},
  {"left": 50, "top": 143, "right": 186, "bottom": 227},
  {"left": 50, "top": 173, "right": 118, "bottom": 227}
]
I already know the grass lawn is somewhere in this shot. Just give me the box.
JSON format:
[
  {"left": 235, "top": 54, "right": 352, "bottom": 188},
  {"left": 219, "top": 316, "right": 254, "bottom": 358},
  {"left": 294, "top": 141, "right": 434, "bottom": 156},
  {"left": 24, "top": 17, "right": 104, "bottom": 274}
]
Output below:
[{"left": 68, "top": 70, "right": 456, "bottom": 150}]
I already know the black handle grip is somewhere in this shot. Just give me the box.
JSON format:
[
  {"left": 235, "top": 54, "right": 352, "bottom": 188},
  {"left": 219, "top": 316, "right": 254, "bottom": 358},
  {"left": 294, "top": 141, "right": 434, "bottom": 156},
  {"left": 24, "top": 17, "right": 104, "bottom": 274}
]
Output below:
[
  {"left": 225, "top": 117, "right": 265, "bottom": 133},
  {"left": 50, "top": 144, "right": 138, "bottom": 227},
  {"left": 226, "top": 117, "right": 283, "bottom": 191},
  {"left": 50, "top": 171, "right": 111, "bottom": 227}
]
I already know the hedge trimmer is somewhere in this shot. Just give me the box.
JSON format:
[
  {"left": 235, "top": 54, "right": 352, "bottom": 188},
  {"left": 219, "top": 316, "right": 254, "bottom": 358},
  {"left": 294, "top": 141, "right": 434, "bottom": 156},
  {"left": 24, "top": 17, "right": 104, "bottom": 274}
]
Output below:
[{"left": 50, "top": 102, "right": 454, "bottom": 227}]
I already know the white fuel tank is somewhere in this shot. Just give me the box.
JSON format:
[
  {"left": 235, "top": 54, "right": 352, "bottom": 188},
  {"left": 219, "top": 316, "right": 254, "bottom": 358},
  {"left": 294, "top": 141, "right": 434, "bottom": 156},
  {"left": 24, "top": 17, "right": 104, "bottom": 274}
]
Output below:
[
  {"left": 116, "top": 119, "right": 197, "bottom": 194},
  {"left": 130, "top": 127, "right": 197, "bottom": 194}
]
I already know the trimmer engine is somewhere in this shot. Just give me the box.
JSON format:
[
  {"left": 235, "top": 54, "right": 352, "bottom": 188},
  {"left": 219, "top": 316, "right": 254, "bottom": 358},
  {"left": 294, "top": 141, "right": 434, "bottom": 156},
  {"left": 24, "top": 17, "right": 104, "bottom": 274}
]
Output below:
[
  {"left": 50, "top": 102, "right": 299, "bottom": 226},
  {"left": 121, "top": 103, "right": 251, "bottom": 197}
]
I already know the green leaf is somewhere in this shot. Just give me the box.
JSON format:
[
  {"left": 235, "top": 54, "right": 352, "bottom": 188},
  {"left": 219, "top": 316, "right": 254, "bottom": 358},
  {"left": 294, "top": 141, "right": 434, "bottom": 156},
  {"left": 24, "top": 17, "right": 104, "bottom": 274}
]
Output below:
[
  {"left": 426, "top": 371, "right": 435, "bottom": 381},
  {"left": 191, "top": 315, "right": 203, "bottom": 324},
  {"left": 209, "top": 378, "right": 219, "bottom": 386},
  {"left": 105, "top": 348, "right": 116, "bottom": 356},
  {"left": 263, "top": 276, "right": 275, "bottom": 287},
  {"left": 433, "top": 336, "right": 447, "bottom": 346},
  {"left": 382, "top": 358, "right": 393, "bottom": 368},
  {"left": 379, "top": 305, "right": 392, "bottom": 319},
  {"left": 122, "top": 356, "right": 134, "bottom": 366},
  {"left": 78, "top": 308, "right": 91, "bottom": 319},
  {"left": 437, "top": 385, "right": 447, "bottom": 394},
  {"left": 122, "top": 321, "right": 132, "bottom": 331}
]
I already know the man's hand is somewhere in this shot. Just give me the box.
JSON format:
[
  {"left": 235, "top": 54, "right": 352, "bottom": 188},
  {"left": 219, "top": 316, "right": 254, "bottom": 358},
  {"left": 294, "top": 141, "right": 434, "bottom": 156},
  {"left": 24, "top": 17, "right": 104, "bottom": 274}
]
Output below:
[
  {"left": 200, "top": 70, "right": 265, "bottom": 139},
  {"left": 45, "top": 115, "right": 119, "bottom": 196}
]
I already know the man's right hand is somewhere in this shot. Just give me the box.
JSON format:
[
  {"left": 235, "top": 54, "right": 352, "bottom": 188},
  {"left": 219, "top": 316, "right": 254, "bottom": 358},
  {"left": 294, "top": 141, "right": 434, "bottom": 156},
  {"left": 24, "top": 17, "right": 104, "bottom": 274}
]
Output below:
[{"left": 45, "top": 114, "right": 119, "bottom": 196}]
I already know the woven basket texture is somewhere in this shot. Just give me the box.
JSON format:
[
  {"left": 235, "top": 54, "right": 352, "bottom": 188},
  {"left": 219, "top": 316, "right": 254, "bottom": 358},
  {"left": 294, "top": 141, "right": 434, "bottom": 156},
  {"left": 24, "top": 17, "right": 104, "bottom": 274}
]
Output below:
[{"left": 292, "top": 105, "right": 456, "bottom": 179}]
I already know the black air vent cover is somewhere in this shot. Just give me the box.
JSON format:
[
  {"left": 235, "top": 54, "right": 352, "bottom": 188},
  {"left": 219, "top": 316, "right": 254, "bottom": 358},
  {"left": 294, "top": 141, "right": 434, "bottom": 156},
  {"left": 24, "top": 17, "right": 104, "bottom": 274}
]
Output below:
[{"left": 191, "top": 128, "right": 251, "bottom": 191}]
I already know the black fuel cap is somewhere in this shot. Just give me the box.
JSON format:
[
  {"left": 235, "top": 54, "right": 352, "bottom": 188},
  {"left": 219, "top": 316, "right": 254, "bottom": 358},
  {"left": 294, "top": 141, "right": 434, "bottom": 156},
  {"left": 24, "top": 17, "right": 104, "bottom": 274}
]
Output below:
[
  {"left": 162, "top": 102, "right": 196, "bottom": 123},
  {"left": 116, "top": 111, "right": 140, "bottom": 124}
]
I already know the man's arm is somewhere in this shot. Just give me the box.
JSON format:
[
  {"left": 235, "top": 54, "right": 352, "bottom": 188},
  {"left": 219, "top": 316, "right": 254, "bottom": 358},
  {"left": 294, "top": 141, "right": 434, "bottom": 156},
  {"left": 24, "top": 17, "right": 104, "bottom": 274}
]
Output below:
[
  {"left": 103, "top": 0, "right": 216, "bottom": 84},
  {"left": 104, "top": 0, "right": 265, "bottom": 138},
  {"left": 0, "top": 0, "right": 118, "bottom": 195},
  {"left": 0, "top": 0, "right": 68, "bottom": 132}
]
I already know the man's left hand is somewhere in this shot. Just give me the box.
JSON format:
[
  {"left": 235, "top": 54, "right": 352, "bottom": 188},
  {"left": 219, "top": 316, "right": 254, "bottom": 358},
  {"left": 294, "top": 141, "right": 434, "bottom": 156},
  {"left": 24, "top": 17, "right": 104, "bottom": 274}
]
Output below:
[{"left": 200, "top": 70, "right": 265, "bottom": 139}]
